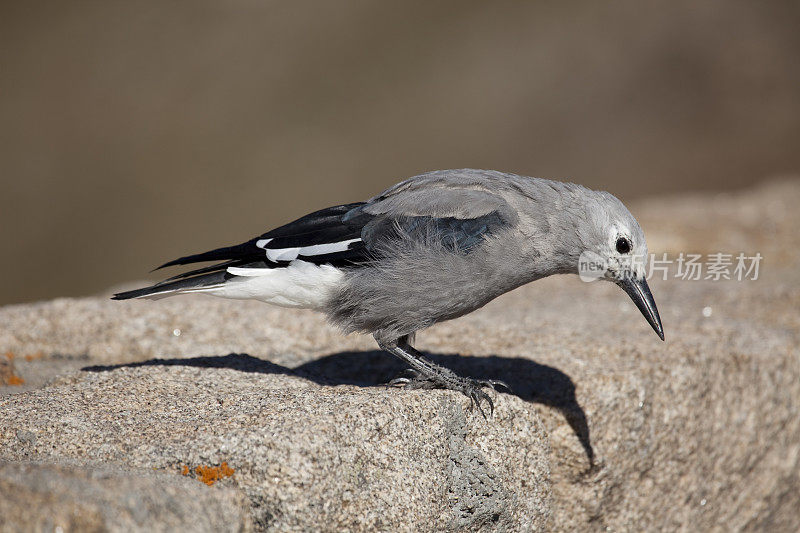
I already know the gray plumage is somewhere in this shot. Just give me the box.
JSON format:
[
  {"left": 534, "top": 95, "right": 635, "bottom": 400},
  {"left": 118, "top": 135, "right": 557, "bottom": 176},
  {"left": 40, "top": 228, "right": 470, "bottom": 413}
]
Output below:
[
  {"left": 115, "top": 169, "right": 663, "bottom": 416},
  {"left": 328, "top": 170, "right": 636, "bottom": 340}
]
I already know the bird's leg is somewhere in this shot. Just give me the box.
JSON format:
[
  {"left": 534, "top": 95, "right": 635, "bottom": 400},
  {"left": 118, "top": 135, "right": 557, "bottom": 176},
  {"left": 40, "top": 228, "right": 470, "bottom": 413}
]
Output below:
[
  {"left": 385, "top": 334, "right": 443, "bottom": 389},
  {"left": 376, "top": 335, "right": 505, "bottom": 418},
  {"left": 388, "top": 336, "right": 509, "bottom": 392}
]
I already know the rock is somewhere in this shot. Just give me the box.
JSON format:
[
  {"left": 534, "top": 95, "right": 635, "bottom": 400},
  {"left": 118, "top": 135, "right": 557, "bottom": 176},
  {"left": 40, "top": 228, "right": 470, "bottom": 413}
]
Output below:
[
  {"left": 1, "top": 179, "right": 799, "bottom": 531},
  {"left": 0, "top": 461, "right": 253, "bottom": 532},
  {"left": 0, "top": 366, "right": 550, "bottom": 531}
]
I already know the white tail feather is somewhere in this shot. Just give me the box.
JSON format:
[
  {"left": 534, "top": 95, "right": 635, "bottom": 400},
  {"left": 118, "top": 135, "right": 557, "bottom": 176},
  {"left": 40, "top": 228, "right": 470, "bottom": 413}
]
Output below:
[{"left": 203, "top": 260, "right": 344, "bottom": 308}]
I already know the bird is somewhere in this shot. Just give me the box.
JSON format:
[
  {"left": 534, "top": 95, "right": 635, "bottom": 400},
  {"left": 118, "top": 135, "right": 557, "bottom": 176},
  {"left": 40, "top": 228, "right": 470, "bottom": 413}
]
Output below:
[{"left": 114, "top": 169, "right": 664, "bottom": 417}]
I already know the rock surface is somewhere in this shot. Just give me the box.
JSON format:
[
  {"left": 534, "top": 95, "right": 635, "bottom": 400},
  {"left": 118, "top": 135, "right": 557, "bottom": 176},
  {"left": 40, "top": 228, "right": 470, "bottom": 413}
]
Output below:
[
  {"left": 1, "top": 179, "right": 799, "bottom": 531},
  {"left": 0, "top": 461, "right": 253, "bottom": 532},
  {"left": 0, "top": 366, "right": 550, "bottom": 531}
]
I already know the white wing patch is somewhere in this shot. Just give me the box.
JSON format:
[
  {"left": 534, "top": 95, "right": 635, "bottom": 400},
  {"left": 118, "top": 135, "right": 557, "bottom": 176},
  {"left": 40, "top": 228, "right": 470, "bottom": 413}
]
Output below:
[
  {"left": 256, "top": 237, "right": 361, "bottom": 262},
  {"left": 266, "top": 247, "right": 302, "bottom": 262}
]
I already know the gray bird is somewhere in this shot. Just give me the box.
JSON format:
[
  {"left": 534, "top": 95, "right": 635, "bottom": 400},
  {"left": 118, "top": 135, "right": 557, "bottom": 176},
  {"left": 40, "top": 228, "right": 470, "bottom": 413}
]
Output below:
[{"left": 114, "top": 169, "right": 664, "bottom": 416}]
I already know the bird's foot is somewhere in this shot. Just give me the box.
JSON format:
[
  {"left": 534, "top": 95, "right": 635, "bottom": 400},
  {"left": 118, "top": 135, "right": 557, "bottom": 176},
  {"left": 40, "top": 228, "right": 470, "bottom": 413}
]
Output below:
[
  {"left": 462, "top": 378, "right": 512, "bottom": 419},
  {"left": 388, "top": 370, "right": 509, "bottom": 419}
]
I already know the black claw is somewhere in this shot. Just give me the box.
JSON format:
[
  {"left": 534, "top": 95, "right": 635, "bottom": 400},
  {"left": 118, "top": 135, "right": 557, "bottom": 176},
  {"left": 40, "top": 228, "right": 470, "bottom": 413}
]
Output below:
[
  {"left": 470, "top": 390, "right": 488, "bottom": 419},
  {"left": 388, "top": 369, "right": 421, "bottom": 388},
  {"left": 482, "top": 394, "right": 494, "bottom": 419},
  {"left": 478, "top": 379, "right": 511, "bottom": 393},
  {"left": 388, "top": 377, "right": 410, "bottom": 388},
  {"left": 389, "top": 368, "right": 418, "bottom": 383},
  {"left": 494, "top": 380, "right": 511, "bottom": 393}
]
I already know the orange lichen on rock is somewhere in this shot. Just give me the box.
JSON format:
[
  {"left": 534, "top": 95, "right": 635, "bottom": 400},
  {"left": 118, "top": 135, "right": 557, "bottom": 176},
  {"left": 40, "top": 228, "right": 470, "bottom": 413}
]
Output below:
[
  {"left": 24, "top": 351, "right": 44, "bottom": 362},
  {"left": 195, "top": 462, "right": 235, "bottom": 486},
  {"left": 1, "top": 352, "right": 24, "bottom": 386},
  {"left": 179, "top": 462, "right": 234, "bottom": 486},
  {"left": 6, "top": 375, "right": 25, "bottom": 386}
]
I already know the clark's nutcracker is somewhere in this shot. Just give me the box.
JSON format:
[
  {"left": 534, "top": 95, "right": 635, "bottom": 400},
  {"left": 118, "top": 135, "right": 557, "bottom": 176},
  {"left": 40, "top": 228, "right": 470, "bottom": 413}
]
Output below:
[{"left": 114, "top": 169, "right": 663, "bottom": 416}]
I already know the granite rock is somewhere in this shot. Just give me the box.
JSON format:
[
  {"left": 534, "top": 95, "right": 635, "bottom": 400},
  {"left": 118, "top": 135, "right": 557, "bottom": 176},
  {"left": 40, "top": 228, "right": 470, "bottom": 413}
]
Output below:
[
  {"left": 0, "top": 461, "right": 253, "bottom": 532},
  {"left": 0, "top": 366, "right": 550, "bottom": 531}
]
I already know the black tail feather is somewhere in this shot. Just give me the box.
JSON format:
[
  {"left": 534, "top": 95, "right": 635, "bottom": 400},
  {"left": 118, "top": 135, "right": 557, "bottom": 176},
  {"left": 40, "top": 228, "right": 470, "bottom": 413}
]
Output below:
[
  {"left": 153, "top": 242, "right": 258, "bottom": 271},
  {"left": 161, "top": 259, "right": 278, "bottom": 283},
  {"left": 112, "top": 270, "right": 233, "bottom": 300},
  {"left": 160, "top": 259, "right": 243, "bottom": 283}
]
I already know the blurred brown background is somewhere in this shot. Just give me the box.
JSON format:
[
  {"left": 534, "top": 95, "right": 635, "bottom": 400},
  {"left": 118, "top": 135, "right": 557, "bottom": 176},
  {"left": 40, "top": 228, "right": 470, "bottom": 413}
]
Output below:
[{"left": 1, "top": 0, "right": 799, "bottom": 305}]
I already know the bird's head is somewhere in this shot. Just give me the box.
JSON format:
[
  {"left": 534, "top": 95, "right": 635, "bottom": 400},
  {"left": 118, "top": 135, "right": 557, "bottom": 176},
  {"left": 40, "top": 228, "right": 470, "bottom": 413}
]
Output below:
[{"left": 572, "top": 190, "right": 664, "bottom": 341}]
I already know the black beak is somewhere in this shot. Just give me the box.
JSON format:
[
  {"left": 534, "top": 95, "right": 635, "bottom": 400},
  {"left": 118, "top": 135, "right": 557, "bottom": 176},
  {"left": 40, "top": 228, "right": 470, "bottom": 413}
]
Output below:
[{"left": 617, "top": 276, "right": 665, "bottom": 340}]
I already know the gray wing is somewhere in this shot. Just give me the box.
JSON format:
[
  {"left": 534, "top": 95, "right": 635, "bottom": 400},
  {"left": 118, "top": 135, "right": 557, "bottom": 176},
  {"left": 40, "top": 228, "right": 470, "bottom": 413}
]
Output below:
[{"left": 345, "top": 178, "right": 519, "bottom": 256}]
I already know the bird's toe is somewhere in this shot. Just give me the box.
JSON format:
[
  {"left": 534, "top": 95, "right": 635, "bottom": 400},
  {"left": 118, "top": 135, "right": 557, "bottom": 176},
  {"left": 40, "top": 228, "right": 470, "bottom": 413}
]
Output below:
[
  {"left": 476, "top": 378, "right": 511, "bottom": 393},
  {"left": 387, "top": 369, "right": 439, "bottom": 390},
  {"left": 388, "top": 376, "right": 411, "bottom": 387},
  {"left": 467, "top": 386, "right": 494, "bottom": 419}
]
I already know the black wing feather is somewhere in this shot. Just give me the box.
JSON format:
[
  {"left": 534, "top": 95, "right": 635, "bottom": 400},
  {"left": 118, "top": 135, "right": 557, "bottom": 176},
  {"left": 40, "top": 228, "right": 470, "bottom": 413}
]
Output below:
[
  {"left": 153, "top": 202, "right": 372, "bottom": 273},
  {"left": 260, "top": 202, "right": 366, "bottom": 240}
]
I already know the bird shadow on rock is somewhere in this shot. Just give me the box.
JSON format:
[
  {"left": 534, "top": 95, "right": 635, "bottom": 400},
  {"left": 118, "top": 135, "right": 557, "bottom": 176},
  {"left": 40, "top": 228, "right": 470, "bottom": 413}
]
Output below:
[{"left": 83, "top": 350, "right": 594, "bottom": 465}]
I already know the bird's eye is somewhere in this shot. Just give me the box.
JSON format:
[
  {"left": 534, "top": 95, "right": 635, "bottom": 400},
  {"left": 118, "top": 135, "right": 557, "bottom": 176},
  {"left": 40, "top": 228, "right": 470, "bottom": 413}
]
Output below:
[{"left": 616, "top": 237, "right": 631, "bottom": 254}]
